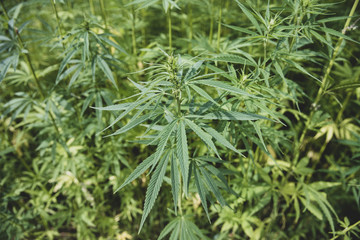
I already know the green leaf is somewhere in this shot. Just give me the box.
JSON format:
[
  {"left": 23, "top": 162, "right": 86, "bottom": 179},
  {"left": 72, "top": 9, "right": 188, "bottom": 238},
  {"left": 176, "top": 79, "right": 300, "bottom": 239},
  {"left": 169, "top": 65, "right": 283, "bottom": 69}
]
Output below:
[
  {"left": 170, "top": 154, "right": 180, "bottom": 215},
  {"left": 158, "top": 217, "right": 178, "bottom": 240},
  {"left": 139, "top": 151, "right": 170, "bottom": 232},
  {"left": 149, "top": 121, "right": 177, "bottom": 173},
  {"left": 185, "top": 119, "right": 220, "bottom": 158},
  {"left": 286, "top": 59, "right": 320, "bottom": 82},
  {"left": 176, "top": 119, "right": 189, "bottom": 196},
  {"left": 183, "top": 60, "right": 204, "bottom": 82},
  {"left": 98, "top": 35, "right": 127, "bottom": 54},
  {"left": 97, "top": 56, "right": 118, "bottom": 89},
  {"left": 114, "top": 153, "right": 155, "bottom": 193},
  {"left": 251, "top": 121, "right": 267, "bottom": 150},
  {"left": 209, "top": 54, "right": 256, "bottom": 67},
  {"left": 222, "top": 23, "right": 257, "bottom": 36},
  {"left": 106, "top": 111, "right": 160, "bottom": 137},
  {"left": 235, "top": 0, "right": 263, "bottom": 35},
  {"left": 189, "top": 84, "right": 218, "bottom": 105},
  {"left": 99, "top": 94, "right": 154, "bottom": 134},
  {"left": 68, "top": 64, "right": 83, "bottom": 89},
  {"left": 56, "top": 48, "right": 77, "bottom": 84},
  {"left": 199, "top": 166, "right": 227, "bottom": 207},
  {"left": 194, "top": 166, "right": 210, "bottom": 222},
  {"left": 320, "top": 27, "right": 360, "bottom": 44},
  {"left": 187, "top": 111, "right": 269, "bottom": 121},
  {"left": 193, "top": 80, "right": 258, "bottom": 98},
  {"left": 203, "top": 125, "right": 243, "bottom": 156}
]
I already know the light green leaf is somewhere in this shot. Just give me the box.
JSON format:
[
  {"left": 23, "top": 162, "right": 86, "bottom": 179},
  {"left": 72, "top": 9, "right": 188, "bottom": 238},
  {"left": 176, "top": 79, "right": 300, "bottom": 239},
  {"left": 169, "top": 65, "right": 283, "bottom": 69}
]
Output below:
[
  {"left": 176, "top": 119, "right": 189, "bottom": 196},
  {"left": 194, "top": 166, "right": 210, "bottom": 222},
  {"left": 187, "top": 111, "right": 269, "bottom": 121},
  {"left": 149, "top": 121, "right": 177, "bottom": 173},
  {"left": 209, "top": 54, "right": 256, "bottom": 67},
  {"left": 114, "top": 153, "right": 155, "bottom": 193},
  {"left": 185, "top": 119, "right": 220, "bottom": 158},
  {"left": 193, "top": 80, "right": 258, "bottom": 98},
  {"left": 97, "top": 56, "right": 118, "bottom": 89},
  {"left": 199, "top": 166, "right": 227, "bottom": 207},
  {"left": 235, "top": 0, "right": 263, "bottom": 35},
  {"left": 189, "top": 84, "right": 218, "bottom": 105},
  {"left": 170, "top": 153, "right": 180, "bottom": 215},
  {"left": 139, "top": 151, "right": 170, "bottom": 232},
  {"left": 203, "top": 125, "right": 242, "bottom": 156}
]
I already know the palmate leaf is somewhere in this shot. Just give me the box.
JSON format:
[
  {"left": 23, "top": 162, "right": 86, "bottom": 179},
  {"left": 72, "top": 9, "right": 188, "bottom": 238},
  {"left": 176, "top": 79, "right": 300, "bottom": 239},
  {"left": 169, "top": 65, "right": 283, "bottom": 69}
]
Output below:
[
  {"left": 149, "top": 120, "right": 177, "bottom": 173},
  {"left": 187, "top": 110, "right": 269, "bottom": 121},
  {"left": 199, "top": 165, "right": 227, "bottom": 207},
  {"left": 105, "top": 111, "right": 162, "bottom": 137},
  {"left": 203, "top": 125, "right": 243, "bottom": 156},
  {"left": 235, "top": 0, "right": 263, "bottom": 35},
  {"left": 208, "top": 54, "right": 257, "bottom": 67},
  {"left": 194, "top": 164, "right": 210, "bottom": 222},
  {"left": 192, "top": 79, "right": 258, "bottom": 98},
  {"left": 56, "top": 48, "right": 77, "bottom": 85},
  {"left": 98, "top": 94, "right": 155, "bottom": 134},
  {"left": 183, "top": 60, "right": 204, "bottom": 83},
  {"left": 139, "top": 150, "right": 171, "bottom": 233},
  {"left": 97, "top": 55, "right": 118, "bottom": 89},
  {"left": 185, "top": 119, "right": 220, "bottom": 158},
  {"left": 189, "top": 84, "right": 219, "bottom": 105},
  {"left": 114, "top": 153, "right": 155, "bottom": 193},
  {"left": 158, "top": 215, "right": 209, "bottom": 240},
  {"left": 170, "top": 153, "right": 180, "bottom": 215},
  {"left": 176, "top": 119, "right": 189, "bottom": 196}
]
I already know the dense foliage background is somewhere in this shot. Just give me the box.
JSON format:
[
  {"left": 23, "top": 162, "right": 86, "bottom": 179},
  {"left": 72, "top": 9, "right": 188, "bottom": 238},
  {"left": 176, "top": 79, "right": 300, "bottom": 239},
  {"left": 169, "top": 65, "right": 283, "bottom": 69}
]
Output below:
[{"left": 1, "top": 0, "right": 360, "bottom": 239}]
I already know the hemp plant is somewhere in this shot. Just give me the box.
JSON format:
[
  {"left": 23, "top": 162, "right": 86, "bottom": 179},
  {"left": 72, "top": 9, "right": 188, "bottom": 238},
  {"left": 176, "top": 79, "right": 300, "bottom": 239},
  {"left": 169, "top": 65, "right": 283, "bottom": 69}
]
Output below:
[{"left": 97, "top": 51, "right": 270, "bottom": 232}]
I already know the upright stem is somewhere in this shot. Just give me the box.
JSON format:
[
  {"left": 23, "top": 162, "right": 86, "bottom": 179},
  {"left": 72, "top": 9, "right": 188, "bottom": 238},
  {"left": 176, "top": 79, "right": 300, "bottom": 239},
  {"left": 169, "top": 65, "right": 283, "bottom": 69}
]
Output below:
[
  {"left": 89, "top": 0, "right": 95, "bottom": 15},
  {"left": 131, "top": 7, "right": 137, "bottom": 55},
  {"left": 294, "top": 0, "right": 359, "bottom": 162},
  {"left": 168, "top": 7, "right": 172, "bottom": 52},
  {"left": 209, "top": 0, "right": 214, "bottom": 44},
  {"left": 216, "top": 0, "right": 223, "bottom": 52},
  {"left": 50, "top": 0, "right": 67, "bottom": 50},
  {"left": 188, "top": 4, "right": 193, "bottom": 54},
  {"left": 99, "top": 0, "right": 107, "bottom": 28}
]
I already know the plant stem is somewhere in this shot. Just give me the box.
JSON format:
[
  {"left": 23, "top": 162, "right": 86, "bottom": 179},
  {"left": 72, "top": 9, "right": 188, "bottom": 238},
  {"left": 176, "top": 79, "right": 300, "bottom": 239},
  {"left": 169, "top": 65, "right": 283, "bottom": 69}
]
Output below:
[
  {"left": 216, "top": 0, "right": 223, "bottom": 52},
  {"left": 89, "top": 0, "right": 95, "bottom": 15},
  {"left": 209, "top": 0, "right": 214, "bottom": 44},
  {"left": 131, "top": 7, "right": 137, "bottom": 55},
  {"left": 188, "top": 4, "right": 193, "bottom": 54},
  {"left": 294, "top": 0, "right": 359, "bottom": 162},
  {"left": 50, "top": 0, "right": 63, "bottom": 37},
  {"left": 168, "top": 7, "right": 172, "bottom": 52},
  {"left": 99, "top": 0, "right": 107, "bottom": 28}
]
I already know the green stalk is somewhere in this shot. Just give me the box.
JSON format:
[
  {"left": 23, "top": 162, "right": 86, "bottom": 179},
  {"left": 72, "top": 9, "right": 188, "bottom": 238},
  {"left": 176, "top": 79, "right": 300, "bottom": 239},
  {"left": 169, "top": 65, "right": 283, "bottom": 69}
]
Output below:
[
  {"left": 209, "top": 0, "right": 214, "bottom": 44},
  {"left": 216, "top": 0, "right": 223, "bottom": 52},
  {"left": 89, "top": 0, "right": 95, "bottom": 15},
  {"left": 188, "top": 4, "right": 193, "bottom": 54},
  {"left": 131, "top": 7, "right": 137, "bottom": 55},
  {"left": 294, "top": 0, "right": 359, "bottom": 163},
  {"left": 168, "top": 7, "right": 172, "bottom": 52},
  {"left": 99, "top": 0, "right": 107, "bottom": 28}
]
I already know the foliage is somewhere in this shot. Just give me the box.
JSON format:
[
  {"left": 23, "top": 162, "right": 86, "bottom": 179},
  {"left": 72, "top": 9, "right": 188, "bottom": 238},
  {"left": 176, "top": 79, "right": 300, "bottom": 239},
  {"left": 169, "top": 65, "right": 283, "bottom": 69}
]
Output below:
[{"left": 1, "top": 0, "right": 360, "bottom": 239}]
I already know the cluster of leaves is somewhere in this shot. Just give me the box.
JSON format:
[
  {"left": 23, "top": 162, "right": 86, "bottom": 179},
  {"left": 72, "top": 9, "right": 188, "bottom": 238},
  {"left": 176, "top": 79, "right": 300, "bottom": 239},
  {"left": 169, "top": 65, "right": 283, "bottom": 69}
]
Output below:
[{"left": 1, "top": 0, "right": 360, "bottom": 239}]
